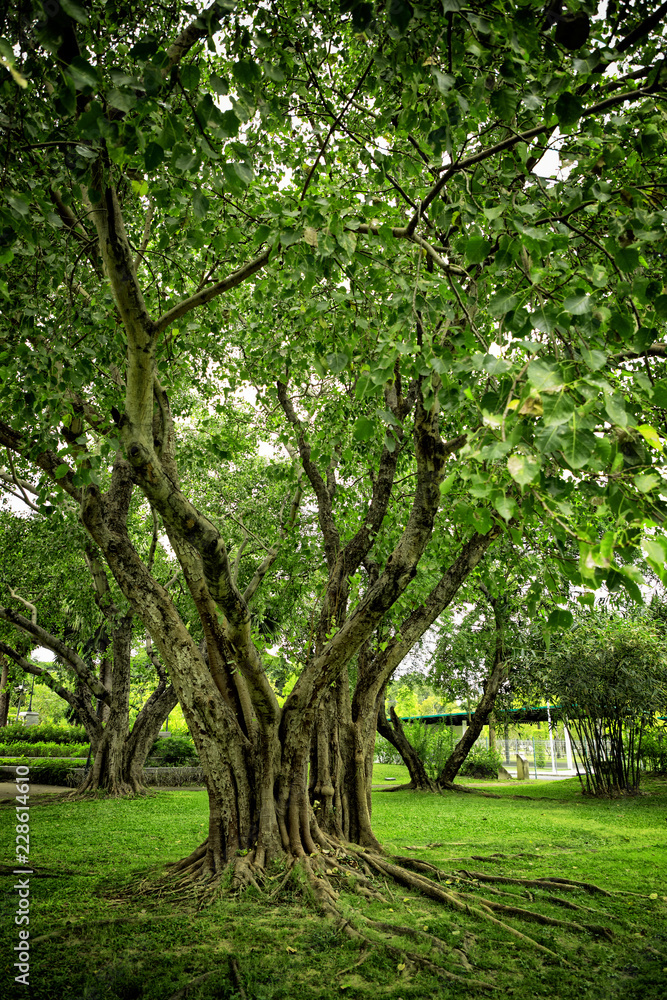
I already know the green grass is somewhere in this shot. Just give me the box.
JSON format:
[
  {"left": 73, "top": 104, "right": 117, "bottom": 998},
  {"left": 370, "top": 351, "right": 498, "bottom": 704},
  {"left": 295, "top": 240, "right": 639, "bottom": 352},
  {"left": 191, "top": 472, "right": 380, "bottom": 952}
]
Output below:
[{"left": 1, "top": 777, "right": 666, "bottom": 1000}]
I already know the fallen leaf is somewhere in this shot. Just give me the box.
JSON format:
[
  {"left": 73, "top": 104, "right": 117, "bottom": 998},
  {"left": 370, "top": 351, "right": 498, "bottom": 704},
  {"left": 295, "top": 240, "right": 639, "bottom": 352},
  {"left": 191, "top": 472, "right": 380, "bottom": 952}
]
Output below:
[
  {"left": 286, "top": 946, "right": 297, "bottom": 954},
  {"left": 649, "top": 893, "right": 658, "bottom": 899},
  {"left": 397, "top": 962, "right": 406, "bottom": 971}
]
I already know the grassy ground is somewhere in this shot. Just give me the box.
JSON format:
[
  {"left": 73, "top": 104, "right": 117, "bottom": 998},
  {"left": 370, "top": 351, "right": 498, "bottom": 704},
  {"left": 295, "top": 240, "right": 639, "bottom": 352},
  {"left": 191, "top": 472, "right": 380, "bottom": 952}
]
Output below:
[{"left": 1, "top": 772, "right": 666, "bottom": 1000}]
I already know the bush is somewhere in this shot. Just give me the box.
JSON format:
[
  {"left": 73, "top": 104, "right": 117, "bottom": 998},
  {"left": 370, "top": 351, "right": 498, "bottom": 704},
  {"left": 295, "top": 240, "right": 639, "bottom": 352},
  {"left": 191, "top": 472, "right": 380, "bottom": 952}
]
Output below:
[
  {"left": 0, "top": 759, "right": 77, "bottom": 785},
  {"left": 148, "top": 734, "right": 198, "bottom": 766},
  {"left": 374, "top": 734, "right": 403, "bottom": 766},
  {"left": 0, "top": 740, "right": 89, "bottom": 758},
  {"left": 637, "top": 726, "right": 667, "bottom": 775},
  {"left": 459, "top": 745, "right": 503, "bottom": 780},
  {"left": 374, "top": 722, "right": 455, "bottom": 778},
  {"left": 0, "top": 723, "right": 88, "bottom": 744}
]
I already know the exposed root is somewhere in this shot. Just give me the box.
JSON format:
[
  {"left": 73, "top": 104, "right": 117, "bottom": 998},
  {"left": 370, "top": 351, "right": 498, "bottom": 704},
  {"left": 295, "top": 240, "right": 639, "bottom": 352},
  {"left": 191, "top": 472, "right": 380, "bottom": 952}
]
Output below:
[
  {"left": 458, "top": 869, "right": 613, "bottom": 897},
  {"left": 119, "top": 834, "right": 627, "bottom": 986},
  {"left": 356, "top": 926, "right": 495, "bottom": 988},
  {"left": 165, "top": 970, "right": 218, "bottom": 1000},
  {"left": 165, "top": 841, "right": 208, "bottom": 876},
  {"left": 536, "top": 875, "right": 613, "bottom": 896},
  {"left": 359, "top": 853, "right": 569, "bottom": 965},
  {"left": 230, "top": 855, "right": 262, "bottom": 894},
  {"left": 228, "top": 955, "right": 248, "bottom": 1000}
]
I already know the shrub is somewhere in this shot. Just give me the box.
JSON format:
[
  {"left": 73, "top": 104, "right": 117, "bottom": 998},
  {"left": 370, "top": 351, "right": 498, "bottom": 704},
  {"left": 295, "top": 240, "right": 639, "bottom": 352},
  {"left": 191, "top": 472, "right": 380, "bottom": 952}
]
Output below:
[
  {"left": 0, "top": 740, "right": 89, "bottom": 758},
  {"left": 459, "top": 745, "right": 503, "bottom": 780},
  {"left": 0, "top": 759, "right": 77, "bottom": 785},
  {"left": 374, "top": 734, "right": 403, "bottom": 766},
  {"left": 148, "top": 734, "right": 198, "bottom": 766},
  {"left": 374, "top": 722, "right": 455, "bottom": 778},
  {"left": 0, "top": 723, "right": 88, "bottom": 744},
  {"left": 636, "top": 726, "right": 667, "bottom": 775}
]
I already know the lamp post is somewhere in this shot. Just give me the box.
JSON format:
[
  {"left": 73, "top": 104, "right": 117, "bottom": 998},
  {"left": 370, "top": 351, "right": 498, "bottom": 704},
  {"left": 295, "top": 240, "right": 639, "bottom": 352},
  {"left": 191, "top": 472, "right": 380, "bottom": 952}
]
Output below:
[{"left": 14, "top": 683, "right": 26, "bottom": 723}]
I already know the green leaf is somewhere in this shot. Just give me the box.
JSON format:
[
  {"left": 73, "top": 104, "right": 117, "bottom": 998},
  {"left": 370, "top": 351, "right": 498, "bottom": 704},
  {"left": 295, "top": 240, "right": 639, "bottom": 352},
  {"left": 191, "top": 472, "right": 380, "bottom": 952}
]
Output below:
[
  {"left": 144, "top": 141, "right": 164, "bottom": 170},
  {"left": 107, "top": 88, "right": 136, "bottom": 112},
  {"left": 532, "top": 304, "right": 558, "bottom": 333},
  {"left": 180, "top": 64, "right": 201, "bottom": 90},
  {"left": 547, "top": 609, "right": 573, "bottom": 630},
  {"left": 192, "top": 190, "right": 209, "bottom": 219},
  {"left": 507, "top": 454, "right": 541, "bottom": 486},
  {"left": 580, "top": 348, "right": 607, "bottom": 371},
  {"left": 642, "top": 537, "right": 667, "bottom": 567},
  {"left": 326, "top": 352, "right": 350, "bottom": 374},
  {"left": 612, "top": 243, "right": 640, "bottom": 273},
  {"left": 527, "top": 360, "right": 563, "bottom": 391},
  {"left": 464, "top": 235, "right": 494, "bottom": 264},
  {"left": 489, "top": 289, "right": 518, "bottom": 317},
  {"left": 208, "top": 75, "right": 229, "bottom": 96},
  {"left": 650, "top": 378, "right": 667, "bottom": 407},
  {"left": 555, "top": 92, "right": 583, "bottom": 127},
  {"left": 353, "top": 416, "right": 375, "bottom": 442},
  {"left": 431, "top": 69, "right": 455, "bottom": 94},
  {"left": 263, "top": 62, "right": 285, "bottom": 82},
  {"left": 388, "top": 0, "right": 413, "bottom": 33},
  {"left": 633, "top": 473, "right": 661, "bottom": 493},
  {"left": 439, "top": 471, "right": 456, "bottom": 496},
  {"left": 67, "top": 57, "right": 99, "bottom": 91},
  {"left": 603, "top": 391, "right": 628, "bottom": 427},
  {"left": 653, "top": 294, "right": 667, "bottom": 319},
  {"left": 232, "top": 59, "right": 261, "bottom": 87},
  {"left": 637, "top": 424, "right": 664, "bottom": 453},
  {"left": 60, "top": 0, "right": 89, "bottom": 24},
  {"left": 559, "top": 427, "right": 597, "bottom": 469},
  {"left": 7, "top": 194, "right": 29, "bottom": 216},
  {"left": 490, "top": 87, "right": 518, "bottom": 121},
  {"left": 563, "top": 291, "right": 592, "bottom": 316},
  {"left": 541, "top": 393, "right": 575, "bottom": 427},
  {"left": 54, "top": 464, "right": 69, "bottom": 479},
  {"left": 231, "top": 161, "right": 253, "bottom": 185},
  {"left": 493, "top": 495, "right": 518, "bottom": 521},
  {"left": 279, "top": 227, "right": 302, "bottom": 246}
]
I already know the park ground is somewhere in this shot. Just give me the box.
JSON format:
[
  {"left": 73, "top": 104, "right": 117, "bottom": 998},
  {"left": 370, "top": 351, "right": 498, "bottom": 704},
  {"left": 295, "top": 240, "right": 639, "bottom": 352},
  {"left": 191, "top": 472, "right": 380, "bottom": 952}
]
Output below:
[{"left": 0, "top": 768, "right": 666, "bottom": 1000}]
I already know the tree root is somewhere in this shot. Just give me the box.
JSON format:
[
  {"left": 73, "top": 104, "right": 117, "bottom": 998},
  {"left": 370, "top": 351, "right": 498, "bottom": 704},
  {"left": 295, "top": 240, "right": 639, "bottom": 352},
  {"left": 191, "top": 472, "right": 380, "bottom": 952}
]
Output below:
[
  {"left": 359, "top": 853, "right": 569, "bottom": 964},
  {"left": 458, "top": 869, "right": 613, "bottom": 897},
  {"left": 123, "top": 836, "right": 629, "bottom": 984}
]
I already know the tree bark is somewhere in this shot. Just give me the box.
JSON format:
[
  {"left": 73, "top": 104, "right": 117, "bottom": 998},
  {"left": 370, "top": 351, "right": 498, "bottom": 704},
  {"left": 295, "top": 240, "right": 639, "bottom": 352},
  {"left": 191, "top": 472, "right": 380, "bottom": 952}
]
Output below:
[
  {"left": 0, "top": 654, "right": 9, "bottom": 727},
  {"left": 376, "top": 696, "right": 437, "bottom": 792},
  {"left": 437, "top": 592, "right": 508, "bottom": 787}
]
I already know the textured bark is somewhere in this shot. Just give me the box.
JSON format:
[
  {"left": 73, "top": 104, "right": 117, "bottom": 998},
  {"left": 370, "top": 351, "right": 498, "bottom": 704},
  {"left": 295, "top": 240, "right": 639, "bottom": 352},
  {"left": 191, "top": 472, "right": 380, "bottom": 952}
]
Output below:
[
  {"left": 0, "top": 654, "right": 9, "bottom": 727},
  {"left": 377, "top": 699, "right": 438, "bottom": 793},
  {"left": 437, "top": 592, "right": 508, "bottom": 787}
]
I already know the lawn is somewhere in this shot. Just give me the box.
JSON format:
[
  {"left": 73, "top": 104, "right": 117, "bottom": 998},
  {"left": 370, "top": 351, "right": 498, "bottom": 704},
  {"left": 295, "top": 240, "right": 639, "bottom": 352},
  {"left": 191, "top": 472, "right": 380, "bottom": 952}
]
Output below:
[{"left": 1, "top": 774, "right": 666, "bottom": 1000}]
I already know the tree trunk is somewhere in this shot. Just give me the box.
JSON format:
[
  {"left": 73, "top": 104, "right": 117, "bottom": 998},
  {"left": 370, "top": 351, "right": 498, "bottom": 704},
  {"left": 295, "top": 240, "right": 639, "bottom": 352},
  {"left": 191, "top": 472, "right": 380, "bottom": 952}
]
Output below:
[
  {"left": 77, "top": 613, "right": 138, "bottom": 795},
  {"left": 488, "top": 711, "right": 496, "bottom": 750},
  {"left": 123, "top": 681, "right": 178, "bottom": 788},
  {"left": 0, "top": 654, "right": 9, "bottom": 727},
  {"left": 376, "top": 693, "right": 437, "bottom": 792},
  {"left": 437, "top": 593, "right": 508, "bottom": 786}
]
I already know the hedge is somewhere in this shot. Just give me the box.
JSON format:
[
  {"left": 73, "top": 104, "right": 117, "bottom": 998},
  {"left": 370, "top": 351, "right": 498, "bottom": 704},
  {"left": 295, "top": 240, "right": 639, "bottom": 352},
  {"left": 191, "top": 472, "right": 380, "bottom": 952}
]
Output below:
[
  {"left": 0, "top": 723, "right": 89, "bottom": 744},
  {"left": 0, "top": 741, "right": 89, "bottom": 758}
]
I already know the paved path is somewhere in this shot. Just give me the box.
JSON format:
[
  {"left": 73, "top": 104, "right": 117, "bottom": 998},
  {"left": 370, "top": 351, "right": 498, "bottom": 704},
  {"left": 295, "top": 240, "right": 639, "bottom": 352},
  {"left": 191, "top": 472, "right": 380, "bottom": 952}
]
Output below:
[{"left": 0, "top": 782, "right": 71, "bottom": 797}]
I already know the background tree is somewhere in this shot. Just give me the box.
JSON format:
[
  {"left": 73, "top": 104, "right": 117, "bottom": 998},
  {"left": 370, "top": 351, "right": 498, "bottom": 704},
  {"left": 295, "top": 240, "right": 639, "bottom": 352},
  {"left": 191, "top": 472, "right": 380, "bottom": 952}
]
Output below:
[
  {"left": 0, "top": 504, "right": 177, "bottom": 794},
  {"left": 545, "top": 611, "right": 667, "bottom": 795}
]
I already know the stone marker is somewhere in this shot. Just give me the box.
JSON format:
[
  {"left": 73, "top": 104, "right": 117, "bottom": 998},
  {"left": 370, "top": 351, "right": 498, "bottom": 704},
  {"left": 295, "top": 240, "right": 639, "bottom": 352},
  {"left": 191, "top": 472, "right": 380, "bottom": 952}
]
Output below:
[
  {"left": 516, "top": 754, "right": 531, "bottom": 780},
  {"left": 497, "top": 765, "right": 513, "bottom": 781}
]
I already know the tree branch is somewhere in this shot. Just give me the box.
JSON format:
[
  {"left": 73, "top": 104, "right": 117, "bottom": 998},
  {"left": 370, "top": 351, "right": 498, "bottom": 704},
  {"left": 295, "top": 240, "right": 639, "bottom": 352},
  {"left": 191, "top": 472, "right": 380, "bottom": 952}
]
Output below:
[
  {"left": 0, "top": 609, "right": 111, "bottom": 704},
  {"left": 154, "top": 248, "right": 271, "bottom": 335}
]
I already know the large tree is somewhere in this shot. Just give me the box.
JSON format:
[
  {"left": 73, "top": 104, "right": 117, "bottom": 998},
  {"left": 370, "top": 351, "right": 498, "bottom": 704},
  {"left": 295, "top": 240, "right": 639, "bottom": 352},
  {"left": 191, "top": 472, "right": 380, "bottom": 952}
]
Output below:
[{"left": 1, "top": 0, "right": 667, "bottom": 939}]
